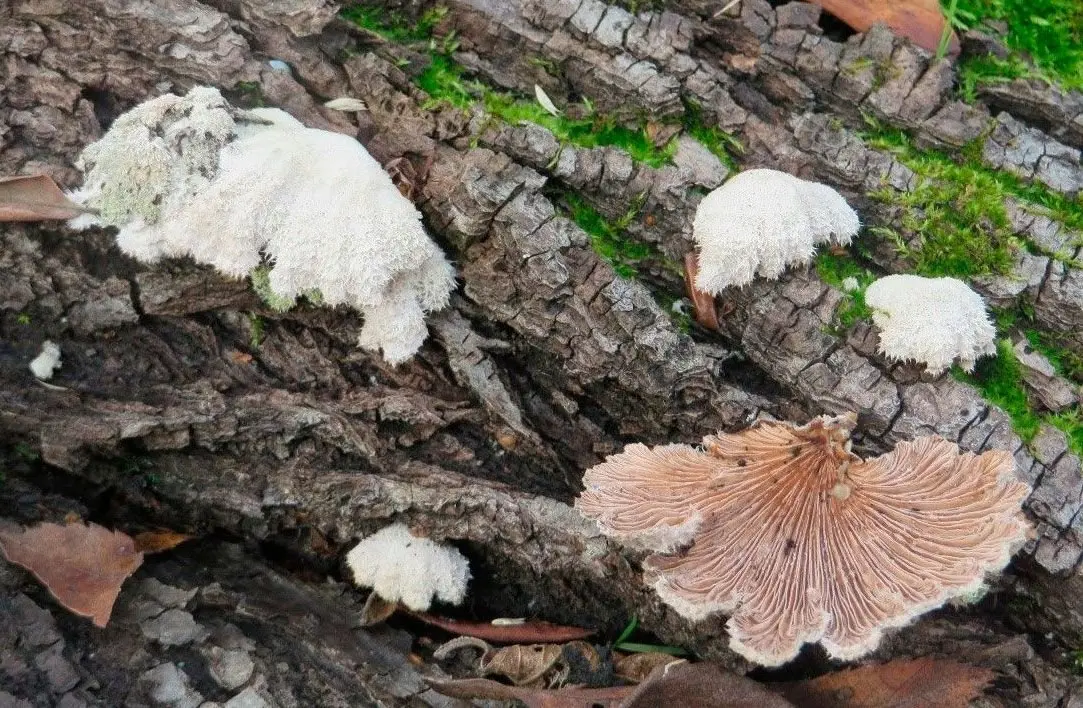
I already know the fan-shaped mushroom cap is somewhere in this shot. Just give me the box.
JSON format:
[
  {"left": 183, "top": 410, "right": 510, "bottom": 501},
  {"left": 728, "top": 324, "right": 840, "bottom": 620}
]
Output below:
[
  {"left": 692, "top": 169, "right": 859, "bottom": 293},
  {"left": 865, "top": 274, "right": 996, "bottom": 375},
  {"left": 576, "top": 415, "right": 1030, "bottom": 666}
]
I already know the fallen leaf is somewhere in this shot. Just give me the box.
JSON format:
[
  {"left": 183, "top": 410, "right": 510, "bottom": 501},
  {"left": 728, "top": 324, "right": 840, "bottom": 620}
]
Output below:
[
  {"left": 683, "top": 252, "right": 720, "bottom": 330},
  {"left": 614, "top": 651, "right": 684, "bottom": 684},
  {"left": 433, "top": 635, "right": 492, "bottom": 661},
  {"left": 429, "top": 661, "right": 789, "bottom": 708},
  {"left": 534, "top": 84, "right": 561, "bottom": 116},
  {"left": 482, "top": 644, "right": 564, "bottom": 686},
  {"left": 777, "top": 658, "right": 993, "bottom": 708},
  {"left": 623, "top": 661, "right": 794, "bottom": 707},
  {"left": 427, "top": 677, "right": 634, "bottom": 708},
  {"left": 808, "top": 0, "right": 958, "bottom": 55},
  {"left": 359, "top": 592, "right": 399, "bottom": 626},
  {"left": 133, "top": 529, "right": 193, "bottom": 554},
  {"left": 0, "top": 521, "right": 143, "bottom": 627},
  {"left": 0, "top": 174, "right": 90, "bottom": 221},
  {"left": 561, "top": 640, "right": 610, "bottom": 686},
  {"left": 410, "top": 611, "right": 594, "bottom": 643}
]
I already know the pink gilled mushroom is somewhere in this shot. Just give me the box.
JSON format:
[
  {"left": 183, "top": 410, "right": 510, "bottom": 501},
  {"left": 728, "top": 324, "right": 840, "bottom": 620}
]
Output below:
[{"left": 576, "top": 414, "right": 1030, "bottom": 666}]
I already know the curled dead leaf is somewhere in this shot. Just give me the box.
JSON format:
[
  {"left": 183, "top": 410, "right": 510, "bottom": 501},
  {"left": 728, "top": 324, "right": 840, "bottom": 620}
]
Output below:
[
  {"left": 132, "top": 529, "right": 193, "bottom": 554},
  {"left": 0, "top": 521, "right": 143, "bottom": 627},
  {"left": 807, "top": 0, "right": 957, "bottom": 55},
  {"left": 359, "top": 592, "right": 400, "bottom": 627},
  {"left": 0, "top": 174, "right": 91, "bottom": 221},
  {"left": 683, "top": 252, "right": 720, "bottom": 330},
  {"left": 614, "top": 651, "right": 684, "bottom": 684},
  {"left": 481, "top": 644, "right": 563, "bottom": 686}
]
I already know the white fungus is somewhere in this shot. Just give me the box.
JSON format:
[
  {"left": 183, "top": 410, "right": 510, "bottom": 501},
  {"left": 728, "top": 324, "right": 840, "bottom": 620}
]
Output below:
[
  {"left": 69, "top": 86, "right": 455, "bottom": 365},
  {"left": 692, "top": 169, "right": 860, "bottom": 293},
  {"left": 29, "top": 341, "right": 61, "bottom": 380},
  {"left": 865, "top": 274, "right": 996, "bottom": 375},
  {"left": 345, "top": 523, "right": 471, "bottom": 611}
]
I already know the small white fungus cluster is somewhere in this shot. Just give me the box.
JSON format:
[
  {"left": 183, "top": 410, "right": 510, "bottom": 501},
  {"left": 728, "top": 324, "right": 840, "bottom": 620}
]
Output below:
[
  {"left": 865, "top": 274, "right": 996, "bottom": 375},
  {"left": 693, "top": 168, "right": 860, "bottom": 293},
  {"left": 70, "top": 87, "right": 455, "bottom": 365},
  {"left": 345, "top": 523, "right": 471, "bottom": 611},
  {"left": 29, "top": 341, "right": 62, "bottom": 380}
]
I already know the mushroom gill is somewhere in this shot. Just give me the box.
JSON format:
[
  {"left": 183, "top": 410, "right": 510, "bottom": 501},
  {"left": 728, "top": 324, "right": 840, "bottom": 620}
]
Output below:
[{"left": 576, "top": 414, "right": 1030, "bottom": 666}]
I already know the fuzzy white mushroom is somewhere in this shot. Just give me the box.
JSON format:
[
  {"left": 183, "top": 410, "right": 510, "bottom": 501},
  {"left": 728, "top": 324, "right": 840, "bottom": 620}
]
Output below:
[
  {"left": 865, "top": 274, "right": 996, "bottom": 375},
  {"left": 692, "top": 169, "right": 860, "bottom": 293},
  {"left": 345, "top": 523, "right": 471, "bottom": 611},
  {"left": 29, "top": 341, "right": 61, "bottom": 380},
  {"left": 69, "top": 87, "right": 455, "bottom": 365}
]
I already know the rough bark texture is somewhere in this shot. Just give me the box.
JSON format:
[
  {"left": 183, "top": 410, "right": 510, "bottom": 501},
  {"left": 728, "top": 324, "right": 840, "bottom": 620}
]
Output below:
[{"left": 3, "top": 0, "right": 1083, "bottom": 705}]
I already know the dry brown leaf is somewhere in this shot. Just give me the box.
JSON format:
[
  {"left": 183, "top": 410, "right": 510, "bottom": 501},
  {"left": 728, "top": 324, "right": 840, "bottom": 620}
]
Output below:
[
  {"left": 409, "top": 611, "right": 594, "bottom": 644},
  {"left": 613, "top": 651, "right": 684, "bottom": 684},
  {"left": 0, "top": 521, "right": 144, "bottom": 627},
  {"left": 132, "top": 529, "right": 193, "bottom": 554},
  {"left": 481, "top": 644, "right": 563, "bottom": 686},
  {"left": 427, "top": 677, "right": 634, "bottom": 708},
  {"left": 683, "top": 252, "right": 720, "bottom": 330},
  {"left": 808, "top": 0, "right": 958, "bottom": 55},
  {"left": 359, "top": 592, "right": 399, "bottom": 626},
  {"left": 0, "top": 174, "right": 90, "bottom": 221},
  {"left": 777, "top": 658, "right": 993, "bottom": 708},
  {"left": 431, "top": 661, "right": 793, "bottom": 708},
  {"left": 623, "top": 661, "right": 794, "bottom": 707}
]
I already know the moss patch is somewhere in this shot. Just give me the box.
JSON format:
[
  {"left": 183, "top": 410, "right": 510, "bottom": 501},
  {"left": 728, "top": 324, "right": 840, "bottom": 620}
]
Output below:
[
  {"left": 957, "top": 339, "right": 1043, "bottom": 442},
  {"left": 341, "top": 3, "right": 740, "bottom": 172},
  {"left": 945, "top": 0, "right": 1083, "bottom": 93},
  {"left": 815, "top": 251, "right": 876, "bottom": 328},
  {"left": 562, "top": 192, "right": 659, "bottom": 279},
  {"left": 957, "top": 337, "right": 1083, "bottom": 457},
  {"left": 862, "top": 120, "right": 1083, "bottom": 278}
]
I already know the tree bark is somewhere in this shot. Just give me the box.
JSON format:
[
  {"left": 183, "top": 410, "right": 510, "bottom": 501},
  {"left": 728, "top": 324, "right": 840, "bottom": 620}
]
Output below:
[{"left": 3, "top": 0, "right": 1083, "bottom": 704}]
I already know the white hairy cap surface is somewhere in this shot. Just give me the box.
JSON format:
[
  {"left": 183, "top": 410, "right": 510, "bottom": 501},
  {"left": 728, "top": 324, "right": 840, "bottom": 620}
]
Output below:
[
  {"left": 69, "top": 87, "right": 455, "bottom": 365},
  {"left": 692, "top": 169, "right": 860, "bottom": 293},
  {"left": 576, "top": 414, "right": 1030, "bottom": 666},
  {"left": 865, "top": 274, "right": 996, "bottom": 375},
  {"left": 345, "top": 523, "right": 471, "bottom": 611}
]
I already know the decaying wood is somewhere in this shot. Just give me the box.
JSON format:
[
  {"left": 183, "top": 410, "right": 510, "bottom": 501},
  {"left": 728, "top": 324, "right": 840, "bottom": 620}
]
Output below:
[{"left": 3, "top": 0, "right": 1083, "bottom": 704}]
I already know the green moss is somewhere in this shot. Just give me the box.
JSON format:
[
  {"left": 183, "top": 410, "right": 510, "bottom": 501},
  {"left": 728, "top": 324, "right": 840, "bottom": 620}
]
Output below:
[
  {"left": 247, "top": 313, "right": 265, "bottom": 349},
  {"left": 1025, "top": 329, "right": 1083, "bottom": 383},
  {"left": 340, "top": 4, "right": 448, "bottom": 42},
  {"left": 815, "top": 252, "right": 876, "bottom": 328},
  {"left": 232, "top": 81, "right": 266, "bottom": 108},
  {"left": 563, "top": 192, "right": 655, "bottom": 278},
  {"left": 250, "top": 266, "right": 296, "bottom": 312},
  {"left": 944, "top": 0, "right": 1083, "bottom": 93},
  {"left": 957, "top": 339, "right": 1043, "bottom": 442},
  {"left": 1048, "top": 408, "right": 1083, "bottom": 457},
  {"left": 682, "top": 99, "right": 742, "bottom": 171},
  {"left": 956, "top": 55, "right": 1035, "bottom": 102},
  {"left": 483, "top": 91, "right": 677, "bottom": 168},
  {"left": 862, "top": 120, "right": 1083, "bottom": 277},
  {"left": 342, "top": 4, "right": 744, "bottom": 170},
  {"left": 957, "top": 338, "right": 1083, "bottom": 458}
]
